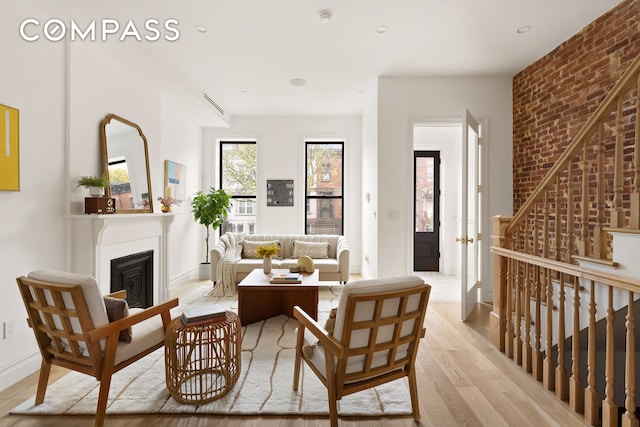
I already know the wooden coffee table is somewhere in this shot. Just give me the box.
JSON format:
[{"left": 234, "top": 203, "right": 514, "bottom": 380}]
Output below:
[{"left": 237, "top": 269, "right": 319, "bottom": 325}]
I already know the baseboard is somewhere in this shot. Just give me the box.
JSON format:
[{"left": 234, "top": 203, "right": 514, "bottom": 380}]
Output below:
[
  {"left": 168, "top": 269, "right": 199, "bottom": 291},
  {"left": 0, "top": 350, "right": 40, "bottom": 392}
]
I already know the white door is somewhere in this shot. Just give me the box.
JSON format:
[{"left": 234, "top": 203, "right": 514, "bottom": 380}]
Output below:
[{"left": 460, "top": 109, "right": 481, "bottom": 320}]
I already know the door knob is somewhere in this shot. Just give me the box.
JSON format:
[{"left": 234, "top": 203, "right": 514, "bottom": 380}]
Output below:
[
  {"left": 456, "top": 237, "right": 474, "bottom": 244},
  {"left": 456, "top": 237, "right": 465, "bottom": 243}
]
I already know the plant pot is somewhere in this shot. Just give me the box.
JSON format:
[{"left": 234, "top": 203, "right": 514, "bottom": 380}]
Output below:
[
  {"left": 263, "top": 256, "right": 272, "bottom": 274},
  {"left": 199, "top": 263, "right": 211, "bottom": 281},
  {"left": 161, "top": 205, "right": 171, "bottom": 213},
  {"left": 89, "top": 186, "right": 105, "bottom": 197}
]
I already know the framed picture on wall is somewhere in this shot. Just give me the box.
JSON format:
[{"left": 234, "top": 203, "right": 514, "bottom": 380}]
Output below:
[
  {"left": 267, "top": 179, "right": 294, "bottom": 206},
  {"left": 164, "top": 160, "right": 186, "bottom": 201},
  {"left": 0, "top": 104, "right": 20, "bottom": 191}
]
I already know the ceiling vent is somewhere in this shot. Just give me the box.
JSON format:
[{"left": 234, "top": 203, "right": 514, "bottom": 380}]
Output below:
[{"left": 203, "top": 92, "right": 224, "bottom": 116}]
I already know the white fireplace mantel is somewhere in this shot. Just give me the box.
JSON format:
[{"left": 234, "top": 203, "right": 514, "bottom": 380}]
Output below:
[{"left": 65, "top": 213, "right": 175, "bottom": 303}]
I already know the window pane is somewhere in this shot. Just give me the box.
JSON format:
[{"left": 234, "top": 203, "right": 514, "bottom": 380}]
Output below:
[
  {"left": 415, "top": 157, "right": 434, "bottom": 233},
  {"left": 221, "top": 143, "right": 256, "bottom": 197},
  {"left": 306, "top": 199, "right": 343, "bottom": 235},
  {"left": 221, "top": 142, "right": 256, "bottom": 235},
  {"left": 306, "top": 144, "right": 342, "bottom": 197}
]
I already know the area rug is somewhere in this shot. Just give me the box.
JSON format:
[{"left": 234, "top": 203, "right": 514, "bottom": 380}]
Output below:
[{"left": 10, "top": 284, "right": 413, "bottom": 417}]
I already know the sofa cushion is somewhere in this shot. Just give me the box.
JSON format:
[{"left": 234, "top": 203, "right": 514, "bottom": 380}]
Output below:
[
  {"left": 293, "top": 240, "right": 329, "bottom": 259},
  {"left": 242, "top": 240, "right": 281, "bottom": 259}
]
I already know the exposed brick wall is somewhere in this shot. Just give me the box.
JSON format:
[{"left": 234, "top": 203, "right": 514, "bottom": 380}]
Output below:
[{"left": 512, "top": 0, "right": 640, "bottom": 214}]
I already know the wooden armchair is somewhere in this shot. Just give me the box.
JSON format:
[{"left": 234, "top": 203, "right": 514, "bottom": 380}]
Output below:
[
  {"left": 16, "top": 270, "right": 178, "bottom": 427},
  {"left": 293, "top": 275, "right": 431, "bottom": 427}
]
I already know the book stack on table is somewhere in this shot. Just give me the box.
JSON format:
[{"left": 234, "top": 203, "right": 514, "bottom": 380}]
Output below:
[
  {"left": 181, "top": 304, "right": 226, "bottom": 325},
  {"left": 269, "top": 272, "right": 302, "bottom": 284}
]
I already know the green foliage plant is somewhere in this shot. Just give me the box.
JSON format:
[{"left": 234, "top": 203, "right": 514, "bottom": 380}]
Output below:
[
  {"left": 77, "top": 175, "right": 109, "bottom": 188},
  {"left": 191, "top": 187, "right": 231, "bottom": 264}
]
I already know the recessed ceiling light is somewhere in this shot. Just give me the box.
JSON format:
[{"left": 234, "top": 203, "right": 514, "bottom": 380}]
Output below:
[
  {"left": 358, "top": 88, "right": 366, "bottom": 93},
  {"left": 194, "top": 25, "right": 208, "bottom": 33},
  {"left": 240, "top": 89, "right": 248, "bottom": 94},
  {"left": 290, "top": 78, "right": 307, "bottom": 87},
  {"left": 377, "top": 26, "right": 388, "bottom": 34},
  {"left": 516, "top": 25, "right": 531, "bottom": 34},
  {"left": 319, "top": 10, "right": 333, "bottom": 23}
]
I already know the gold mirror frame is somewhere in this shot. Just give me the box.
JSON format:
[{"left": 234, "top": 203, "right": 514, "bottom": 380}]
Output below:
[{"left": 100, "top": 114, "right": 153, "bottom": 214}]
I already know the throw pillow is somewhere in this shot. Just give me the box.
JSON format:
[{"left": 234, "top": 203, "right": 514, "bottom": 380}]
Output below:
[
  {"left": 293, "top": 240, "right": 329, "bottom": 259},
  {"left": 242, "top": 240, "right": 281, "bottom": 258},
  {"left": 103, "top": 296, "right": 132, "bottom": 343}
]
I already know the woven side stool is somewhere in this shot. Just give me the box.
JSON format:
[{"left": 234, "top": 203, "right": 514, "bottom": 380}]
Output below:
[{"left": 165, "top": 311, "right": 241, "bottom": 404}]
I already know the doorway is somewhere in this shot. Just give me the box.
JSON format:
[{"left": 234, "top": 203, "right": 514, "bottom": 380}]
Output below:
[{"left": 413, "top": 151, "right": 440, "bottom": 271}]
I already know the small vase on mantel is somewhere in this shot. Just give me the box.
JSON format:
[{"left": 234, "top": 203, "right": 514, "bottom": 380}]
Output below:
[
  {"left": 263, "top": 256, "right": 272, "bottom": 274},
  {"left": 161, "top": 205, "right": 171, "bottom": 213}
]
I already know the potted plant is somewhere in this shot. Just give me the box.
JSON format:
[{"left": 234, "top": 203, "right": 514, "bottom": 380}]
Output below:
[
  {"left": 77, "top": 175, "right": 110, "bottom": 197},
  {"left": 191, "top": 187, "right": 231, "bottom": 280}
]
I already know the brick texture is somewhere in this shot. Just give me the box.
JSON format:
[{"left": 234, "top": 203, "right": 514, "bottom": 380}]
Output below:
[{"left": 512, "top": 0, "right": 640, "bottom": 214}]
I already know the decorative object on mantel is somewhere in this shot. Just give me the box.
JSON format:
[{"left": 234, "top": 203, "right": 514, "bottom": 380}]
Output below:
[
  {"left": 191, "top": 187, "right": 231, "bottom": 280},
  {"left": 256, "top": 242, "right": 280, "bottom": 274},
  {"left": 101, "top": 114, "right": 154, "bottom": 214},
  {"left": 0, "top": 104, "right": 20, "bottom": 191},
  {"left": 157, "top": 196, "right": 179, "bottom": 213},
  {"left": 77, "top": 175, "right": 110, "bottom": 197},
  {"left": 84, "top": 197, "right": 115, "bottom": 214}
]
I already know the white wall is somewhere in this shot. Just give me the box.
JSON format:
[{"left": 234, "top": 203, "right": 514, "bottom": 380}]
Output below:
[
  {"left": 375, "top": 76, "right": 513, "bottom": 300},
  {"left": 203, "top": 116, "right": 362, "bottom": 273},
  {"left": 0, "top": 1, "right": 67, "bottom": 390},
  {"left": 0, "top": 4, "right": 225, "bottom": 391},
  {"left": 361, "top": 88, "right": 378, "bottom": 279}
]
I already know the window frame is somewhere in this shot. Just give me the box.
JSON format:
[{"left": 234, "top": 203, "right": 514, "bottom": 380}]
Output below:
[
  {"left": 304, "top": 141, "right": 344, "bottom": 235},
  {"left": 219, "top": 140, "right": 257, "bottom": 234}
]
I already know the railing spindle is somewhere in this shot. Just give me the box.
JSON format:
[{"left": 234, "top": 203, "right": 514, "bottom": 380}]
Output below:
[
  {"left": 554, "top": 177, "right": 561, "bottom": 261},
  {"left": 631, "top": 72, "right": 640, "bottom": 228},
  {"left": 514, "top": 259, "right": 523, "bottom": 365},
  {"left": 523, "top": 262, "right": 532, "bottom": 372},
  {"left": 505, "top": 256, "right": 514, "bottom": 358},
  {"left": 556, "top": 273, "right": 569, "bottom": 401},
  {"left": 543, "top": 267, "right": 555, "bottom": 390},
  {"left": 585, "top": 280, "right": 599, "bottom": 424},
  {"left": 570, "top": 276, "right": 584, "bottom": 413},
  {"left": 602, "top": 285, "right": 617, "bottom": 427},
  {"left": 532, "top": 265, "right": 543, "bottom": 381},
  {"left": 566, "top": 166, "right": 575, "bottom": 263},
  {"left": 611, "top": 97, "right": 625, "bottom": 228},
  {"left": 594, "top": 120, "right": 608, "bottom": 258},
  {"left": 622, "top": 291, "right": 638, "bottom": 427},
  {"left": 579, "top": 143, "right": 590, "bottom": 257}
]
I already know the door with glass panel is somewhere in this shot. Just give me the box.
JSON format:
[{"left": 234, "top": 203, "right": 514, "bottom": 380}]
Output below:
[{"left": 413, "top": 151, "right": 440, "bottom": 271}]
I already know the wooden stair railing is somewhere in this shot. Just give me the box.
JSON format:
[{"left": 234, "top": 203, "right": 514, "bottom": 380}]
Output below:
[{"left": 491, "top": 53, "right": 640, "bottom": 427}]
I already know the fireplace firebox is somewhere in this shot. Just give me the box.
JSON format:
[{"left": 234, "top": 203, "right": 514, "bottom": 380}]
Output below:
[{"left": 110, "top": 250, "right": 153, "bottom": 308}]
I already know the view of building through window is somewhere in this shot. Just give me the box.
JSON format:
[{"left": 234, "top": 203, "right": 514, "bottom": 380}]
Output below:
[
  {"left": 305, "top": 142, "right": 343, "bottom": 235},
  {"left": 219, "top": 141, "right": 256, "bottom": 234}
]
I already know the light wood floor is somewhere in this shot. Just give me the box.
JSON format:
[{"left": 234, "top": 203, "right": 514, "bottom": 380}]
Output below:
[{"left": 0, "top": 275, "right": 590, "bottom": 427}]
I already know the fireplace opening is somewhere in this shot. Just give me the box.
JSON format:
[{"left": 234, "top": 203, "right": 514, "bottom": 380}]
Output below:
[{"left": 110, "top": 250, "right": 153, "bottom": 308}]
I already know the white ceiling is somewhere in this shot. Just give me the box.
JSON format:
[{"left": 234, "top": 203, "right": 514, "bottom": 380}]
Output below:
[{"left": 34, "top": 0, "right": 622, "bottom": 117}]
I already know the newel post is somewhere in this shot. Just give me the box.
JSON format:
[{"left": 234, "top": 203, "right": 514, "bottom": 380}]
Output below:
[{"left": 490, "top": 215, "right": 513, "bottom": 352}]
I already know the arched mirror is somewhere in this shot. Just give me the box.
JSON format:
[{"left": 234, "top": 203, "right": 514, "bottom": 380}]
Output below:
[{"left": 100, "top": 114, "right": 153, "bottom": 213}]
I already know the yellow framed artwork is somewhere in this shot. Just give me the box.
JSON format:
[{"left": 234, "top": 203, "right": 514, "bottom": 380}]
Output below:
[{"left": 0, "top": 104, "right": 19, "bottom": 191}]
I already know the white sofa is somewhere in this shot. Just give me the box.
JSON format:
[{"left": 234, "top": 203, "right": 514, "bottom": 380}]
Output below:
[{"left": 211, "top": 233, "right": 350, "bottom": 284}]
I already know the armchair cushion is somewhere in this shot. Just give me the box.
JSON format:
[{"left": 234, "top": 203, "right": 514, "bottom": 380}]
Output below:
[
  {"left": 103, "top": 297, "right": 132, "bottom": 342},
  {"left": 27, "top": 270, "right": 109, "bottom": 339}
]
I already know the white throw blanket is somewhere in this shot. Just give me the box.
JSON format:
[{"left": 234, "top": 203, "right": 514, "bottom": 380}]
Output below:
[{"left": 209, "top": 233, "right": 243, "bottom": 296}]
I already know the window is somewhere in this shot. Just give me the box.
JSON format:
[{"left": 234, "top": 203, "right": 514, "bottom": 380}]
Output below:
[
  {"left": 220, "top": 141, "right": 256, "bottom": 234},
  {"left": 305, "top": 142, "right": 343, "bottom": 235}
]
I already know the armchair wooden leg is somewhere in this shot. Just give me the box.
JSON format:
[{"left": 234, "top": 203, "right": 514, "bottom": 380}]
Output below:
[
  {"left": 95, "top": 337, "right": 118, "bottom": 427},
  {"left": 408, "top": 370, "right": 421, "bottom": 421},
  {"left": 327, "top": 385, "right": 339, "bottom": 427},
  {"left": 34, "top": 360, "right": 51, "bottom": 405},
  {"left": 293, "top": 323, "right": 305, "bottom": 391}
]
